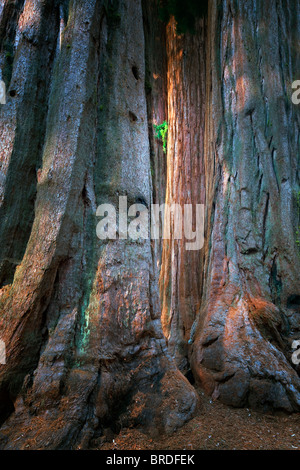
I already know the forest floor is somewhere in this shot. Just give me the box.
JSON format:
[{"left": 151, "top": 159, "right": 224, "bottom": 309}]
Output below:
[{"left": 99, "top": 389, "right": 300, "bottom": 450}]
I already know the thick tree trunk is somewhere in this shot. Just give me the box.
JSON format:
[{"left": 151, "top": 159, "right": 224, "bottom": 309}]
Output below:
[
  {"left": 0, "top": 0, "right": 197, "bottom": 449},
  {"left": 160, "top": 17, "right": 206, "bottom": 370},
  {"left": 190, "top": 0, "right": 300, "bottom": 411},
  {"left": 0, "top": 0, "right": 299, "bottom": 451}
]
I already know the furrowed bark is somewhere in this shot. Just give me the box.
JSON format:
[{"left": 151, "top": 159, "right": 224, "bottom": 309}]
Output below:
[
  {"left": 0, "top": 0, "right": 197, "bottom": 449},
  {"left": 191, "top": 0, "right": 300, "bottom": 411},
  {"left": 0, "top": 0, "right": 299, "bottom": 451},
  {"left": 159, "top": 16, "right": 206, "bottom": 371}
]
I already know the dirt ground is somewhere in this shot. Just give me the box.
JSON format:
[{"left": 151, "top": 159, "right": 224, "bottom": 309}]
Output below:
[{"left": 99, "top": 389, "right": 300, "bottom": 451}]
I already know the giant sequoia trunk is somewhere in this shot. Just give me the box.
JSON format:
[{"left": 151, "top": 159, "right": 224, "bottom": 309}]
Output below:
[
  {"left": 190, "top": 0, "right": 300, "bottom": 412},
  {"left": 159, "top": 0, "right": 300, "bottom": 413},
  {"left": 159, "top": 16, "right": 206, "bottom": 371},
  {"left": 0, "top": 0, "right": 197, "bottom": 449},
  {"left": 0, "top": 0, "right": 299, "bottom": 451}
]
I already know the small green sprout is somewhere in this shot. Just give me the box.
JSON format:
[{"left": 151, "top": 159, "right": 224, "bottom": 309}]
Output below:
[{"left": 153, "top": 121, "right": 168, "bottom": 154}]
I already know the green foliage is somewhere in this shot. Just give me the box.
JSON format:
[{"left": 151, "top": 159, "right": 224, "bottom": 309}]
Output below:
[
  {"left": 154, "top": 121, "right": 168, "bottom": 154},
  {"left": 158, "top": 0, "right": 208, "bottom": 34}
]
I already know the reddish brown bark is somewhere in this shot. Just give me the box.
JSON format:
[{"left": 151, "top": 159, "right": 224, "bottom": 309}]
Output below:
[
  {"left": 0, "top": 0, "right": 299, "bottom": 452},
  {"left": 160, "top": 17, "right": 206, "bottom": 370},
  {"left": 0, "top": 0, "right": 197, "bottom": 449},
  {"left": 190, "top": 0, "right": 300, "bottom": 411}
]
